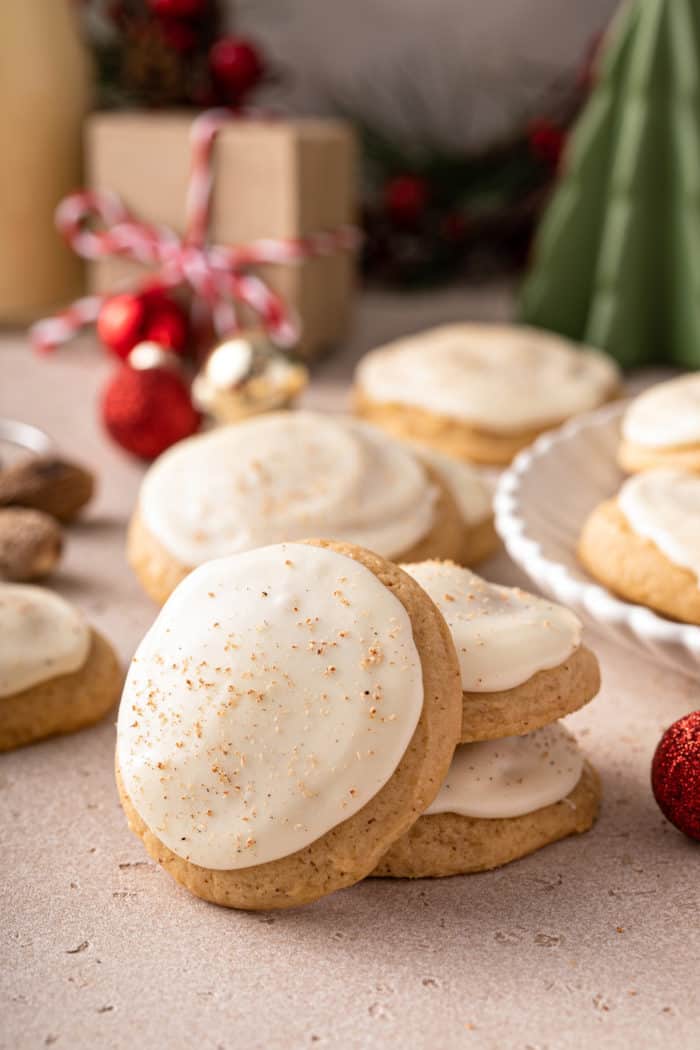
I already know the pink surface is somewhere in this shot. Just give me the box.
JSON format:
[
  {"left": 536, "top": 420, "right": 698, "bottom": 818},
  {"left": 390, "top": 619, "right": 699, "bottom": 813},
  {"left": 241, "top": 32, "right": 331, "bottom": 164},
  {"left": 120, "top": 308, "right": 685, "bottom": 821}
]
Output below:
[{"left": 2, "top": 296, "right": 700, "bottom": 1049}]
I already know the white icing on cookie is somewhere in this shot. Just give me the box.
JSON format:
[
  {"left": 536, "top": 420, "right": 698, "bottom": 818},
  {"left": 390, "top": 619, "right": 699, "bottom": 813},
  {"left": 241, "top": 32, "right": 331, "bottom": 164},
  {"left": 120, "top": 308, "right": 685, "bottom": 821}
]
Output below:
[
  {"left": 117, "top": 543, "right": 424, "bottom": 870},
  {"left": 618, "top": 469, "right": 700, "bottom": 582},
  {"left": 139, "top": 412, "right": 438, "bottom": 566},
  {"left": 426, "top": 724, "right": 583, "bottom": 819},
  {"left": 0, "top": 584, "right": 90, "bottom": 698},
  {"left": 622, "top": 374, "right": 700, "bottom": 449},
  {"left": 402, "top": 561, "right": 581, "bottom": 692},
  {"left": 407, "top": 443, "right": 492, "bottom": 526},
  {"left": 356, "top": 324, "right": 619, "bottom": 431}
]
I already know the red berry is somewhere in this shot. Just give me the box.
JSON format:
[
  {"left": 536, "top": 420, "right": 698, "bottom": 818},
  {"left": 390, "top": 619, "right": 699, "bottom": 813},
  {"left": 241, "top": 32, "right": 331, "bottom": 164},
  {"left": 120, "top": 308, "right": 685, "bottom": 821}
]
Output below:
[
  {"left": 652, "top": 711, "right": 700, "bottom": 841},
  {"left": 101, "top": 365, "right": 200, "bottom": 460},
  {"left": 147, "top": 0, "right": 207, "bottom": 17},
  {"left": 384, "top": 175, "right": 430, "bottom": 226},
  {"left": 97, "top": 294, "right": 147, "bottom": 359},
  {"left": 528, "top": 118, "right": 566, "bottom": 169},
  {"left": 143, "top": 298, "right": 189, "bottom": 354},
  {"left": 209, "top": 37, "right": 264, "bottom": 101},
  {"left": 158, "top": 17, "right": 197, "bottom": 52}
]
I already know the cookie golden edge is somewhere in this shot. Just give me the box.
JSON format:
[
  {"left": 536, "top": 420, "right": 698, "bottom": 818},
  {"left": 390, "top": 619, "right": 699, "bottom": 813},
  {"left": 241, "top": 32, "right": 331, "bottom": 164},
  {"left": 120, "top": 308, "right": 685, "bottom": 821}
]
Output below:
[
  {"left": 127, "top": 468, "right": 488, "bottom": 607},
  {"left": 618, "top": 439, "right": 700, "bottom": 475},
  {"left": 0, "top": 629, "right": 122, "bottom": 752},
  {"left": 354, "top": 388, "right": 564, "bottom": 466},
  {"left": 116, "top": 538, "right": 463, "bottom": 910},
  {"left": 372, "top": 760, "right": 601, "bottom": 879},
  {"left": 578, "top": 499, "right": 700, "bottom": 625},
  {"left": 355, "top": 388, "right": 620, "bottom": 467},
  {"left": 460, "top": 644, "right": 600, "bottom": 744}
]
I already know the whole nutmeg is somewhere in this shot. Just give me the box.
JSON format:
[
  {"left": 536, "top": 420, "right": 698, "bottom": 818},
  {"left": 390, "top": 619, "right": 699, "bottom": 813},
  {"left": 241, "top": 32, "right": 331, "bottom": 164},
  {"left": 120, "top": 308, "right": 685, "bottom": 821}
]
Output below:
[
  {"left": 0, "top": 508, "right": 63, "bottom": 581},
  {"left": 0, "top": 456, "right": 94, "bottom": 522}
]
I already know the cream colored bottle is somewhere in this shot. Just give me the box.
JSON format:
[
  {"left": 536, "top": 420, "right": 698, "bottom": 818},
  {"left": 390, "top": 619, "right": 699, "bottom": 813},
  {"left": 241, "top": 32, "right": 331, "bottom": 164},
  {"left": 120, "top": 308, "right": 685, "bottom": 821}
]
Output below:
[{"left": 0, "top": 0, "right": 92, "bottom": 323}]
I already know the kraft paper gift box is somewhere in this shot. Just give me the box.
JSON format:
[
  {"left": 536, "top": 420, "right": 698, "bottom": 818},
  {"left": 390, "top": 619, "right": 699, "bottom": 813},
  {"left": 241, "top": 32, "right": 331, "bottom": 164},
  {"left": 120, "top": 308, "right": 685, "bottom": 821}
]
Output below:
[{"left": 86, "top": 111, "right": 357, "bottom": 360}]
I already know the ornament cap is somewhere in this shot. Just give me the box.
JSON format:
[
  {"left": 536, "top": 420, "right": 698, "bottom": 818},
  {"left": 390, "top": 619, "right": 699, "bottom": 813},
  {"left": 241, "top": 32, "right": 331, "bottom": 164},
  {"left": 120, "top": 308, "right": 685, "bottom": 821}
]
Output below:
[{"left": 192, "top": 331, "right": 308, "bottom": 424}]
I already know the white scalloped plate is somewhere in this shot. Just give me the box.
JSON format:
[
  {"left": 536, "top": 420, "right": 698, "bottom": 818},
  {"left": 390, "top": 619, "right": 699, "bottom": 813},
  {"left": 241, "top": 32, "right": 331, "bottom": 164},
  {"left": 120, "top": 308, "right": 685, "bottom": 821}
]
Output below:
[{"left": 494, "top": 401, "right": 700, "bottom": 679}]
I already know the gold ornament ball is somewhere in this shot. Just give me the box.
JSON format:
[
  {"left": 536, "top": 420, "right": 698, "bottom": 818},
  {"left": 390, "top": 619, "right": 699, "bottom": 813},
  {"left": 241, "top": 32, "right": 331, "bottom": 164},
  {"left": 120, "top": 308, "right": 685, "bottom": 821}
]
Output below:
[{"left": 192, "top": 332, "right": 308, "bottom": 424}]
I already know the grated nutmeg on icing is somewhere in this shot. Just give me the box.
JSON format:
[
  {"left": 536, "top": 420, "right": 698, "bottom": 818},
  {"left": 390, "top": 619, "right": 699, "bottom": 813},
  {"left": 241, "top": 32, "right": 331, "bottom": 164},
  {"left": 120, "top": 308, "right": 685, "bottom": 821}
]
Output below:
[
  {"left": 622, "top": 374, "right": 700, "bottom": 450},
  {"left": 407, "top": 442, "right": 492, "bottom": 526},
  {"left": 356, "top": 324, "right": 619, "bottom": 431},
  {"left": 618, "top": 469, "right": 700, "bottom": 583},
  {"left": 0, "top": 584, "right": 90, "bottom": 698},
  {"left": 402, "top": 561, "right": 581, "bottom": 692},
  {"left": 117, "top": 543, "right": 424, "bottom": 870},
  {"left": 139, "top": 412, "right": 438, "bottom": 566},
  {"left": 425, "top": 723, "right": 584, "bottom": 819}
]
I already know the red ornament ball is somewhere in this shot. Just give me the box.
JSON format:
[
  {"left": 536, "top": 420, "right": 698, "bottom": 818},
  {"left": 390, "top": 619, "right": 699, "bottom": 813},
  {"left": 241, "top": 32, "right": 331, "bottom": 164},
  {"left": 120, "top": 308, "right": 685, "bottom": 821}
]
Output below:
[
  {"left": 209, "top": 37, "right": 264, "bottom": 102},
  {"left": 384, "top": 174, "right": 430, "bottom": 226},
  {"left": 97, "top": 294, "right": 147, "bottom": 359},
  {"left": 96, "top": 291, "right": 189, "bottom": 360},
  {"left": 101, "top": 363, "right": 200, "bottom": 460},
  {"left": 147, "top": 0, "right": 207, "bottom": 17},
  {"left": 651, "top": 710, "right": 700, "bottom": 841},
  {"left": 143, "top": 298, "right": 189, "bottom": 354}
]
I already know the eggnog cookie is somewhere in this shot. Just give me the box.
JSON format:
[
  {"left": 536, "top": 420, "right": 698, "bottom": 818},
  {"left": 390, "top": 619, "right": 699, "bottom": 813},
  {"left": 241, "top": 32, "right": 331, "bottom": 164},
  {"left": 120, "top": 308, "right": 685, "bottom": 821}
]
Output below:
[
  {"left": 407, "top": 445, "right": 498, "bottom": 564},
  {"left": 354, "top": 323, "right": 620, "bottom": 466},
  {"left": 0, "top": 585, "right": 122, "bottom": 751},
  {"left": 619, "top": 374, "right": 700, "bottom": 473},
  {"left": 374, "top": 731, "right": 600, "bottom": 878},
  {"left": 579, "top": 469, "right": 700, "bottom": 624},
  {"left": 402, "top": 561, "right": 599, "bottom": 742},
  {"left": 116, "top": 539, "right": 462, "bottom": 910},
  {"left": 127, "top": 411, "right": 487, "bottom": 606}
]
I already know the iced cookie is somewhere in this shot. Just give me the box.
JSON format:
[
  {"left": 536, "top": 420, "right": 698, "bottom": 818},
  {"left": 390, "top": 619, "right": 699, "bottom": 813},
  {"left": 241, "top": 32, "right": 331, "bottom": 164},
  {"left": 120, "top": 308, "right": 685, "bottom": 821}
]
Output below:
[
  {"left": 402, "top": 561, "right": 599, "bottom": 742},
  {"left": 374, "top": 726, "right": 601, "bottom": 878},
  {"left": 407, "top": 445, "right": 498, "bottom": 564},
  {"left": 116, "top": 540, "right": 463, "bottom": 910},
  {"left": 354, "top": 323, "right": 620, "bottom": 465},
  {"left": 128, "top": 411, "right": 494, "bottom": 605},
  {"left": 579, "top": 469, "right": 700, "bottom": 624},
  {"left": 619, "top": 374, "right": 700, "bottom": 473},
  {"left": 0, "top": 584, "right": 122, "bottom": 751}
]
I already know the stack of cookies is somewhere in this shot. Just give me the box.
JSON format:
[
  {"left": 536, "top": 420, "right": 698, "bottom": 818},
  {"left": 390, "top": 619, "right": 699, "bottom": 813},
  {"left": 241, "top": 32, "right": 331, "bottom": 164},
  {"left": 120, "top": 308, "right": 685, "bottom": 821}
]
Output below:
[
  {"left": 117, "top": 540, "right": 602, "bottom": 910},
  {"left": 580, "top": 374, "right": 700, "bottom": 625}
]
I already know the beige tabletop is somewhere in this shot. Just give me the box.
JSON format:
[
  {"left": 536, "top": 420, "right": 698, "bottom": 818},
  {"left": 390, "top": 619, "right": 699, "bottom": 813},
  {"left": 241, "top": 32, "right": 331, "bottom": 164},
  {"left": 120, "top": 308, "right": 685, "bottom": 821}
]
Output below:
[{"left": 2, "top": 288, "right": 699, "bottom": 1050}]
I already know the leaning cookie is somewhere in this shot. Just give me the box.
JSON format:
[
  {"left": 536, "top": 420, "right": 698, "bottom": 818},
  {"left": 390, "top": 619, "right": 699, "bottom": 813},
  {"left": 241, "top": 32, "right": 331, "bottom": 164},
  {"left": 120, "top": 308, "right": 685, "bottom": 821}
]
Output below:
[
  {"left": 374, "top": 727, "right": 601, "bottom": 878},
  {"left": 0, "top": 584, "right": 122, "bottom": 751},
  {"left": 116, "top": 539, "right": 463, "bottom": 910},
  {"left": 579, "top": 469, "right": 700, "bottom": 624},
  {"left": 355, "top": 324, "right": 619, "bottom": 466},
  {"left": 401, "top": 561, "right": 599, "bottom": 742},
  {"left": 619, "top": 374, "right": 700, "bottom": 473},
  {"left": 127, "top": 411, "right": 483, "bottom": 606},
  {"left": 407, "top": 444, "right": 498, "bottom": 565}
]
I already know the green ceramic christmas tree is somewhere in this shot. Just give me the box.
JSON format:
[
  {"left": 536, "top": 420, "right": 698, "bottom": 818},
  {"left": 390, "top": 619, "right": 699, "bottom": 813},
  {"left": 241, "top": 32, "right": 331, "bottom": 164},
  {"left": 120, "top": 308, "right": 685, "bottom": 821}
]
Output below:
[{"left": 520, "top": 0, "right": 700, "bottom": 368}]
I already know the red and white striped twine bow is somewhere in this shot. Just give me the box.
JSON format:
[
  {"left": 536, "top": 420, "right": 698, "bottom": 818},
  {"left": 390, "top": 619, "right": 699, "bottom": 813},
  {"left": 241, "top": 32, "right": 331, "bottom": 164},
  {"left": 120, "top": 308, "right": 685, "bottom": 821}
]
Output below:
[{"left": 31, "top": 108, "right": 360, "bottom": 353}]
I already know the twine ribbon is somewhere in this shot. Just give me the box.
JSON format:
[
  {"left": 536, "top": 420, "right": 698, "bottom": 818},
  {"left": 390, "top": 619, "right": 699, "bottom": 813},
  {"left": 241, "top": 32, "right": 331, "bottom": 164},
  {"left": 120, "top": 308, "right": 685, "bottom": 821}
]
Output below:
[{"left": 31, "top": 108, "right": 359, "bottom": 353}]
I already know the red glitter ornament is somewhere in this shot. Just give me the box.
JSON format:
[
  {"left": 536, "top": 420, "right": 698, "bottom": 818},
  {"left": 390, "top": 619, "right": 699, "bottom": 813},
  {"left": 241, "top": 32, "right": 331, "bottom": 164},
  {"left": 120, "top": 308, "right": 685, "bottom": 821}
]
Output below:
[
  {"left": 101, "top": 362, "right": 200, "bottom": 460},
  {"left": 97, "top": 293, "right": 147, "bottom": 359},
  {"left": 651, "top": 710, "right": 700, "bottom": 841},
  {"left": 209, "top": 37, "right": 264, "bottom": 103},
  {"left": 384, "top": 174, "right": 430, "bottom": 226},
  {"left": 96, "top": 291, "right": 189, "bottom": 360},
  {"left": 143, "top": 298, "right": 189, "bottom": 354}
]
